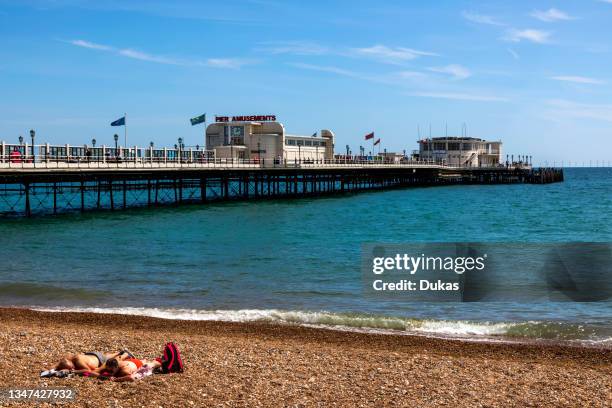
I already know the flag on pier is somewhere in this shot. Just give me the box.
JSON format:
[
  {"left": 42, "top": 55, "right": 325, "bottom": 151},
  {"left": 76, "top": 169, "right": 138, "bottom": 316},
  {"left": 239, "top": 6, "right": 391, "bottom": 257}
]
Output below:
[
  {"left": 190, "top": 113, "right": 206, "bottom": 126},
  {"left": 110, "top": 116, "right": 125, "bottom": 126},
  {"left": 373, "top": 138, "right": 381, "bottom": 146},
  {"left": 365, "top": 132, "right": 374, "bottom": 140}
]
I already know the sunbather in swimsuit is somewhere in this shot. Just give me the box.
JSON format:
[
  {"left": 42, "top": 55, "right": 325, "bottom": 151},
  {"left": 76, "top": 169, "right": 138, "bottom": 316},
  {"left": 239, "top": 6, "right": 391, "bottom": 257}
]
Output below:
[
  {"left": 110, "top": 359, "right": 162, "bottom": 382},
  {"left": 40, "top": 350, "right": 134, "bottom": 378},
  {"left": 80, "top": 357, "right": 151, "bottom": 381}
]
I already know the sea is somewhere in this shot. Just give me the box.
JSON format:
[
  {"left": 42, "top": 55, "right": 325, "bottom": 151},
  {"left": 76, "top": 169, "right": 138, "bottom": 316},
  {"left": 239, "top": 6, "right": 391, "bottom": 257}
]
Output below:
[{"left": 0, "top": 167, "right": 610, "bottom": 346}]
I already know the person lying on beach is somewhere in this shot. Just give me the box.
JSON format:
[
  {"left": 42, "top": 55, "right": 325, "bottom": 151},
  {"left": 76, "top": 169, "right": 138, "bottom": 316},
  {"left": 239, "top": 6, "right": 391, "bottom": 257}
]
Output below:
[
  {"left": 40, "top": 349, "right": 134, "bottom": 378},
  {"left": 82, "top": 357, "right": 162, "bottom": 382}
]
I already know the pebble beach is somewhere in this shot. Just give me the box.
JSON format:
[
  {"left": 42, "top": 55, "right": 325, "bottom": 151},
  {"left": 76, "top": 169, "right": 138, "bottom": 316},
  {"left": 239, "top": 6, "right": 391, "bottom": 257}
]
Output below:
[{"left": 0, "top": 308, "right": 610, "bottom": 407}]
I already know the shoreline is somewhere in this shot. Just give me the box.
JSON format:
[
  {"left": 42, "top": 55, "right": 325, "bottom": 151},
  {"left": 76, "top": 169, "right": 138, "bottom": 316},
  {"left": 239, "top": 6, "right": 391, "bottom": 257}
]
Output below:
[
  {"left": 22, "top": 306, "right": 612, "bottom": 350},
  {"left": 1, "top": 307, "right": 611, "bottom": 406},
  {"left": 25, "top": 304, "right": 612, "bottom": 350}
]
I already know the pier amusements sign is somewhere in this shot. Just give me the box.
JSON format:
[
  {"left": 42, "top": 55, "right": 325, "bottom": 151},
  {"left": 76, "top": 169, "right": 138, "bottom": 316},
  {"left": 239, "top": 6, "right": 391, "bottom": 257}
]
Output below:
[{"left": 215, "top": 115, "right": 277, "bottom": 123}]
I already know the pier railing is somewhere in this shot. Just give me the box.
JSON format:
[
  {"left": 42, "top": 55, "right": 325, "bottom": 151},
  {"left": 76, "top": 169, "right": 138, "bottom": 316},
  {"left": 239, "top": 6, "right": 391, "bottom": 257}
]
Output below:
[
  {"left": 0, "top": 155, "right": 528, "bottom": 171},
  {"left": 0, "top": 143, "right": 532, "bottom": 171}
]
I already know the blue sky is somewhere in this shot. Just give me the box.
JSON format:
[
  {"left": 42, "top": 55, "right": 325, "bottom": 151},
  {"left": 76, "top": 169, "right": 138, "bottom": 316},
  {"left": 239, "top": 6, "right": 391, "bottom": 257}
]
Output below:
[{"left": 1, "top": 0, "right": 611, "bottom": 165}]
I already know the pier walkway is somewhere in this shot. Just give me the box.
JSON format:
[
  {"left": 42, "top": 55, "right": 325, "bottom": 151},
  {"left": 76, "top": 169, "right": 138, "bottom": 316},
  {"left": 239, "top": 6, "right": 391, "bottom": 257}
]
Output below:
[{"left": 0, "top": 155, "right": 563, "bottom": 217}]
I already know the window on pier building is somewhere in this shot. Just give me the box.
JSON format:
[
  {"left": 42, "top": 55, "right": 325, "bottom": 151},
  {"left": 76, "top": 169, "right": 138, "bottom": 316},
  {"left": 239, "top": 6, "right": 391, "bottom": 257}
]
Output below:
[
  {"left": 448, "top": 143, "right": 460, "bottom": 151},
  {"left": 433, "top": 142, "right": 446, "bottom": 151},
  {"left": 230, "top": 126, "right": 245, "bottom": 145},
  {"left": 286, "top": 139, "right": 296, "bottom": 146}
]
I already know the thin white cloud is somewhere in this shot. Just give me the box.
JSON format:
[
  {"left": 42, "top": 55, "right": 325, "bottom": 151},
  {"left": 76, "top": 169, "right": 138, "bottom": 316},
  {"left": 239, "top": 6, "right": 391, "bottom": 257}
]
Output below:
[
  {"left": 258, "top": 41, "right": 329, "bottom": 55},
  {"left": 546, "top": 99, "right": 612, "bottom": 122},
  {"left": 598, "top": 0, "right": 612, "bottom": 4},
  {"left": 461, "top": 11, "right": 506, "bottom": 26},
  {"left": 66, "top": 39, "right": 253, "bottom": 69},
  {"left": 530, "top": 8, "right": 573, "bottom": 22},
  {"left": 69, "top": 39, "right": 113, "bottom": 51},
  {"left": 408, "top": 92, "right": 509, "bottom": 102},
  {"left": 507, "top": 48, "right": 520, "bottom": 60},
  {"left": 428, "top": 64, "right": 471, "bottom": 80},
  {"left": 397, "top": 71, "right": 427, "bottom": 79},
  {"left": 504, "top": 29, "right": 551, "bottom": 44},
  {"left": 289, "top": 63, "right": 505, "bottom": 103},
  {"left": 118, "top": 49, "right": 184, "bottom": 65},
  {"left": 550, "top": 76, "right": 605, "bottom": 85},
  {"left": 288, "top": 62, "right": 359, "bottom": 78},
  {"left": 205, "top": 58, "right": 253, "bottom": 69},
  {"left": 351, "top": 45, "right": 439, "bottom": 64},
  {"left": 258, "top": 41, "right": 439, "bottom": 66}
]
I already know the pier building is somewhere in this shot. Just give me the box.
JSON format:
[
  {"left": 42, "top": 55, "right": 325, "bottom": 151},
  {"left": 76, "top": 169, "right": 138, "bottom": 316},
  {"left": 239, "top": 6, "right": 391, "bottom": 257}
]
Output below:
[
  {"left": 417, "top": 137, "right": 502, "bottom": 167},
  {"left": 206, "top": 115, "right": 335, "bottom": 162}
]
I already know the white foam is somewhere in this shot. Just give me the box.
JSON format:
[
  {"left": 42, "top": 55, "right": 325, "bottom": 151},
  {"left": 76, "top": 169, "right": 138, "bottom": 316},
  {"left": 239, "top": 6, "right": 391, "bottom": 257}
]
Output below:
[
  {"left": 413, "top": 320, "right": 521, "bottom": 336},
  {"left": 31, "top": 306, "right": 515, "bottom": 335},
  {"left": 29, "top": 306, "right": 610, "bottom": 346}
]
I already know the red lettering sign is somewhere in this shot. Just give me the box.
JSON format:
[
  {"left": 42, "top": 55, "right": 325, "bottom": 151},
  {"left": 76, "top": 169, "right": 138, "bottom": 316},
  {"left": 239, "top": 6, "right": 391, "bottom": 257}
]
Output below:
[{"left": 215, "top": 115, "right": 276, "bottom": 122}]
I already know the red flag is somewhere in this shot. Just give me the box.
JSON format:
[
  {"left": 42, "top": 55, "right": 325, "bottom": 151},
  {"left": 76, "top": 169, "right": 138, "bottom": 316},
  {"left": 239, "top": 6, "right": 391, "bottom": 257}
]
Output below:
[
  {"left": 373, "top": 138, "right": 381, "bottom": 146},
  {"left": 364, "top": 132, "right": 374, "bottom": 140}
]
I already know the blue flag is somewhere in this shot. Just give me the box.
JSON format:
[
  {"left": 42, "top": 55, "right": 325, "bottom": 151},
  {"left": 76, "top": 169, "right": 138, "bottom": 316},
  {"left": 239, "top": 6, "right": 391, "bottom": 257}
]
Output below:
[{"left": 111, "top": 116, "right": 125, "bottom": 126}]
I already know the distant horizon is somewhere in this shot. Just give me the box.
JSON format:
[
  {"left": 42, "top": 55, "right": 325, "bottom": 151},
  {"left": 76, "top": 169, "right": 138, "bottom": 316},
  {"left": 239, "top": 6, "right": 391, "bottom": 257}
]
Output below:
[{"left": 1, "top": 0, "right": 612, "bottom": 164}]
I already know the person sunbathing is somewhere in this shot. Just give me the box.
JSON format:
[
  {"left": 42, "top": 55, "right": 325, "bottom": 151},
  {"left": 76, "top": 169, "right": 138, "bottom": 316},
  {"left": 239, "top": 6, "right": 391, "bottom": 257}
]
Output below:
[
  {"left": 40, "top": 350, "right": 134, "bottom": 377},
  {"left": 108, "top": 358, "right": 163, "bottom": 382},
  {"left": 81, "top": 357, "right": 161, "bottom": 382}
]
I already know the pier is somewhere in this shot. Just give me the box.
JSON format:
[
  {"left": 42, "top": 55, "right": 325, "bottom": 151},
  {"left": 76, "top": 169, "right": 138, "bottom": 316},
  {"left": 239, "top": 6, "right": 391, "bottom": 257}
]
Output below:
[{"left": 0, "top": 145, "right": 563, "bottom": 217}]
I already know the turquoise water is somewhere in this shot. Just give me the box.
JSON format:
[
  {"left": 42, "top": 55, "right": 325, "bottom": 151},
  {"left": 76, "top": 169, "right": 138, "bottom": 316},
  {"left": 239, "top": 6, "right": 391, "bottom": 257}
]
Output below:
[{"left": 0, "top": 168, "right": 610, "bottom": 344}]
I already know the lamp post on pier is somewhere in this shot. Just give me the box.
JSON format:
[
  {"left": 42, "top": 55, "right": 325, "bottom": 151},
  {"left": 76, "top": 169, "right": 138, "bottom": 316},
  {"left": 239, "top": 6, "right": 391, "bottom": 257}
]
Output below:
[
  {"left": 30, "top": 129, "right": 35, "bottom": 164},
  {"left": 113, "top": 134, "right": 119, "bottom": 159},
  {"left": 178, "top": 138, "right": 183, "bottom": 164}
]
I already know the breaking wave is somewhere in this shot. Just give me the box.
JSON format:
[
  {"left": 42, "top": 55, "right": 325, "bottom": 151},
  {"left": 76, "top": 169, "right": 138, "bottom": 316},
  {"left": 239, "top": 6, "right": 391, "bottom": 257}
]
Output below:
[{"left": 29, "top": 306, "right": 612, "bottom": 346}]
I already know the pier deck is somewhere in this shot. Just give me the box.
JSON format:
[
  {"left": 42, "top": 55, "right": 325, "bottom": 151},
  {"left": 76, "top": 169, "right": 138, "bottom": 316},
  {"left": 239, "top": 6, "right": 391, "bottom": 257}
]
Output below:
[{"left": 0, "top": 160, "right": 563, "bottom": 217}]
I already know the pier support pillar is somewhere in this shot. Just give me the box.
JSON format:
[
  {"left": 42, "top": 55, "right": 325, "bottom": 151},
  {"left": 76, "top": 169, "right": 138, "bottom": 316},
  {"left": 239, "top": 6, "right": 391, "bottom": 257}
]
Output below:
[
  {"left": 200, "top": 178, "right": 206, "bottom": 202},
  {"left": 96, "top": 180, "right": 101, "bottom": 209},
  {"left": 178, "top": 178, "right": 183, "bottom": 203},
  {"left": 24, "top": 182, "right": 31, "bottom": 217},
  {"left": 123, "top": 180, "right": 127, "bottom": 209},
  {"left": 147, "top": 179, "right": 151, "bottom": 206},
  {"left": 53, "top": 182, "right": 57, "bottom": 214},
  {"left": 80, "top": 180, "right": 85, "bottom": 212},
  {"left": 109, "top": 180, "right": 114, "bottom": 210}
]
